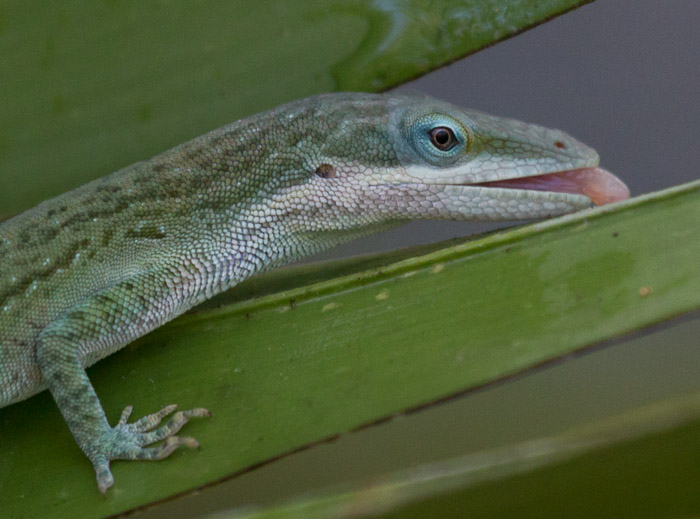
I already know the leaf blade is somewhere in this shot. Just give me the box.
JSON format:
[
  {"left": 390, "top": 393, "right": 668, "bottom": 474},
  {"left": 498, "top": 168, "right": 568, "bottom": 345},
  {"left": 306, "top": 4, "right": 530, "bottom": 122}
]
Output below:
[{"left": 1, "top": 180, "right": 698, "bottom": 517}]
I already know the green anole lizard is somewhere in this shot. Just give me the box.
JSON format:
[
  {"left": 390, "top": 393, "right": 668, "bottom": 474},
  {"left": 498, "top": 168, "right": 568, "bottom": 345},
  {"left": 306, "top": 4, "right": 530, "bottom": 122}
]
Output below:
[{"left": 0, "top": 92, "right": 629, "bottom": 493}]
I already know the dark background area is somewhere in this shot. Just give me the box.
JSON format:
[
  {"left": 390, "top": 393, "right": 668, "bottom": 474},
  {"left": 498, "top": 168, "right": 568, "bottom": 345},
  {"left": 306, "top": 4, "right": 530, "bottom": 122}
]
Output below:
[{"left": 320, "top": 0, "right": 699, "bottom": 260}]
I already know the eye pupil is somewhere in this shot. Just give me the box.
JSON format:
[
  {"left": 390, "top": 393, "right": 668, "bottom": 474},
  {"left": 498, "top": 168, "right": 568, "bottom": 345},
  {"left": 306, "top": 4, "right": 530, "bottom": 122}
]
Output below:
[
  {"left": 429, "top": 126, "right": 456, "bottom": 151},
  {"left": 435, "top": 129, "right": 449, "bottom": 144}
]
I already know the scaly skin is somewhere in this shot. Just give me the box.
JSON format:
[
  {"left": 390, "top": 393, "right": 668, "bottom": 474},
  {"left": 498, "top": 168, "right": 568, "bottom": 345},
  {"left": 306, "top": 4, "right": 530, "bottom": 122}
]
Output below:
[{"left": 0, "top": 92, "right": 603, "bottom": 493}]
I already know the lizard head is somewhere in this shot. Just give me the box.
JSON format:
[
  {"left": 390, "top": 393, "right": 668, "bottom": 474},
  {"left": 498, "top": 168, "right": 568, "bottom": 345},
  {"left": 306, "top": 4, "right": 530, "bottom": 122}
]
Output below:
[
  {"left": 383, "top": 93, "right": 629, "bottom": 217},
  {"left": 264, "top": 92, "right": 628, "bottom": 236}
]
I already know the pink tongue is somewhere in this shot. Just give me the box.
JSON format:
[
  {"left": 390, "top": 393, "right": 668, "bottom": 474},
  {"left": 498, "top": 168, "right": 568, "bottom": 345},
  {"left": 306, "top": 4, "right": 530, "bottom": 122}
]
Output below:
[{"left": 476, "top": 167, "right": 630, "bottom": 206}]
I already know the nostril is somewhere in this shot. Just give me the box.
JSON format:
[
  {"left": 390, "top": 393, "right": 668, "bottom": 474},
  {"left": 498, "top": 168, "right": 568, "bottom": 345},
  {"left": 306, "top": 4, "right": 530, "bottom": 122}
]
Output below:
[
  {"left": 554, "top": 141, "right": 566, "bottom": 149},
  {"left": 314, "top": 164, "right": 336, "bottom": 178}
]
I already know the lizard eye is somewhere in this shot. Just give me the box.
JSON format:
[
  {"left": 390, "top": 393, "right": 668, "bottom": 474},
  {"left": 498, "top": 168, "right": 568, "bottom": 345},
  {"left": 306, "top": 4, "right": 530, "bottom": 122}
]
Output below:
[
  {"left": 428, "top": 126, "right": 457, "bottom": 151},
  {"left": 398, "top": 113, "right": 474, "bottom": 167}
]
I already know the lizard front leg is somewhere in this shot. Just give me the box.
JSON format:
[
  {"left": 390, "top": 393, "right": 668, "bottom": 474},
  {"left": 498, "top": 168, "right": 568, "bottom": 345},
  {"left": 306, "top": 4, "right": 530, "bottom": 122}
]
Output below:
[{"left": 36, "top": 271, "right": 210, "bottom": 494}]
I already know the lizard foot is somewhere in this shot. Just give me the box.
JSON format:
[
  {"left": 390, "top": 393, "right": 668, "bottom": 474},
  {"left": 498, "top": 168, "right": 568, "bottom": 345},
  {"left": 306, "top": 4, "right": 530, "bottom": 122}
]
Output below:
[{"left": 93, "top": 404, "right": 211, "bottom": 494}]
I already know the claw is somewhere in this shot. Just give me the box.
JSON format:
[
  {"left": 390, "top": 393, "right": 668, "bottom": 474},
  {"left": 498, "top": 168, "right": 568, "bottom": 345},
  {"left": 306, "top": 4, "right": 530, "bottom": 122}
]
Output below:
[
  {"left": 180, "top": 436, "right": 200, "bottom": 449},
  {"left": 188, "top": 408, "right": 212, "bottom": 418},
  {"left": 95, "top": 458, "right": 114, "bottom": 495}
]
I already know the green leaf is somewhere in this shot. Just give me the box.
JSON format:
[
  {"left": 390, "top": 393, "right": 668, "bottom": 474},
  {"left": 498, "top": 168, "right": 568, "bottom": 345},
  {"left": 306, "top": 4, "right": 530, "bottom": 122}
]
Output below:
[
  {"left": 2, "top": 179, "right": 699, "bottom": 517},
  {"left": 0, "top": 0, "right": 593, "bottom": 219},
  {"left": 214, "top": 391, "right": 700, "bottom": 519}
]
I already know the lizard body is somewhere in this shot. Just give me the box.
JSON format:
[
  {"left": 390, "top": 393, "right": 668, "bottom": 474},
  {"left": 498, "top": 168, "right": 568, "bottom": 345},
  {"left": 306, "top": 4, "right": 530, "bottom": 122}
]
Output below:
[{"left": 0, "top": 92, "right": 628, "bottom": 492}]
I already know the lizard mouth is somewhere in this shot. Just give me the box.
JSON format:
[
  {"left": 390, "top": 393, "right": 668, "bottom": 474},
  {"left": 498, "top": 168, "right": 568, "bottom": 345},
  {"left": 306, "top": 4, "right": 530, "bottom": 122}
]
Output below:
[{"left": 470, "top": 167, "right": 630, "bottom": 206}]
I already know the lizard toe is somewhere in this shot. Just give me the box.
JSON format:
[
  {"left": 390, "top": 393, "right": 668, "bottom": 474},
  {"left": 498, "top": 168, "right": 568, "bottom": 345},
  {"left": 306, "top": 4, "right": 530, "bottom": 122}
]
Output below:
[
  {"left": 94, "top": 458, "right": 115, "bottom": 495},
  {"left": 130, "top": 435, "right": 200, "bottom": 461},
  {"left": 129, "top": 404, "right": 178, "bottom": 432}
]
